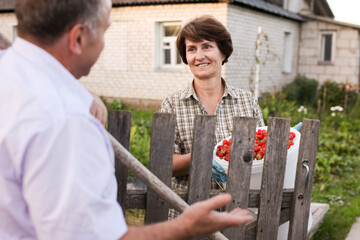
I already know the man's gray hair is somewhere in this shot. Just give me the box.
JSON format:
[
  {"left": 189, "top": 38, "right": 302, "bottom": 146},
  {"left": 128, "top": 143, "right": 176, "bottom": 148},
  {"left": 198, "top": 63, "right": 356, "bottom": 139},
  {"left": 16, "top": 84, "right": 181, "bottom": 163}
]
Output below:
[{"left": 15, "top": 0, "right": 111, "bottom": 44}]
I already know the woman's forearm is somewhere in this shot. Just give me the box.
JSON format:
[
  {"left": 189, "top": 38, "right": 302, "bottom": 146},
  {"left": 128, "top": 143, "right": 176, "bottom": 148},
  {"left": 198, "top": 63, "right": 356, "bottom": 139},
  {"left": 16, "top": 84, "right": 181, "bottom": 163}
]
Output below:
[{"left": 172, "top": 153, "right": 191, "bottom": 176}]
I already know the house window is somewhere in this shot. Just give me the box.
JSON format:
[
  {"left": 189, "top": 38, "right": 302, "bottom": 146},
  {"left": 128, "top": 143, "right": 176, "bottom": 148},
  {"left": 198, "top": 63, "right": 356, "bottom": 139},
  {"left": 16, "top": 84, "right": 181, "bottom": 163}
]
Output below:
[
  {"left": 282, "top": 31, "right": 293, "bottom": 73},
  {"left": 156, "top": 22, "right": 182, "bottom": 69},
  {"left": 320, "top": 32, "right": 335, "bottom": 62}
]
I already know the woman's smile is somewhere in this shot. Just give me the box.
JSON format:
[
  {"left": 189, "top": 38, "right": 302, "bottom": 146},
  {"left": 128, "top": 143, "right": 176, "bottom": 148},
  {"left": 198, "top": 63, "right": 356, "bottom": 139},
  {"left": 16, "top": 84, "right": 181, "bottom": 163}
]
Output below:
[{"left": 185, "top": 39, "right": 225, "bottom": 80}]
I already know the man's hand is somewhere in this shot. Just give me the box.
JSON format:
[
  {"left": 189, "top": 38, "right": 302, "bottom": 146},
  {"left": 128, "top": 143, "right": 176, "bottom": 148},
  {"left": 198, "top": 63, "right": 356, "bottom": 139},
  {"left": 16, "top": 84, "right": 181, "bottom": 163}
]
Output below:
[
  {"left": 177, "top": 193, "right": 253, "bottom": 238},
  {"left": 90, "top": 92, "right": 107, "bottom": 126},
  {"left": 121, "top": 193, "right": 253, "bottom": 240}
]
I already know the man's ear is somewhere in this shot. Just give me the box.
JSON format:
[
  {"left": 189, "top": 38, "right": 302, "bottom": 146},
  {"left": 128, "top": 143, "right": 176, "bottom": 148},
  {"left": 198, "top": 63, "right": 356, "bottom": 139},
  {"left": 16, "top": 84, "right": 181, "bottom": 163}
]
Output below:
[{"left": 68, "top": 24, "right": 87, "bottom": 55}]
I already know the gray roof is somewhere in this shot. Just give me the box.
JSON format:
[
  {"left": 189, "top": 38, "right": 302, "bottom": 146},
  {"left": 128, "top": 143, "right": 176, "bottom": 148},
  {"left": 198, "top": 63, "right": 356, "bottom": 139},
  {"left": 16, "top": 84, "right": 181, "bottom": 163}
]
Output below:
[
  {"left": 112, "top": 0, "right": 216, "bottom": 6},
  {"left": 0, "top": 0, "right": 14, "bottom": 12},
  {"left": 233, "top": 0, "right": 303, "bottom": 21},
  {"left": 0, "top": 0, "right": 314, "bottom": 22},
  {"left": 112, "top": 0, "right": 303, "bottom": 22}
]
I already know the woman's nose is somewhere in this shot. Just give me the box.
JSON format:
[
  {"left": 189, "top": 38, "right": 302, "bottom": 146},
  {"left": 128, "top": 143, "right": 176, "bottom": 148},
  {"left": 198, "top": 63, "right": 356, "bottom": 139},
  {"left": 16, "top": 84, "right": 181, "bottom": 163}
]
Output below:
[{"left": 195, "top": 49, "right": 205, "bottom": 60}]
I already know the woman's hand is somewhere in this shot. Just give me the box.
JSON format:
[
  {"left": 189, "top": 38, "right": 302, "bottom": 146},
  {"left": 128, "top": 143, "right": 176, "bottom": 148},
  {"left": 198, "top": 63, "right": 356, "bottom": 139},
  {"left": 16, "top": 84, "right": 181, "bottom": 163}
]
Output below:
[{"left": 90, "top": 92, "right": 107, "bottom": 126}]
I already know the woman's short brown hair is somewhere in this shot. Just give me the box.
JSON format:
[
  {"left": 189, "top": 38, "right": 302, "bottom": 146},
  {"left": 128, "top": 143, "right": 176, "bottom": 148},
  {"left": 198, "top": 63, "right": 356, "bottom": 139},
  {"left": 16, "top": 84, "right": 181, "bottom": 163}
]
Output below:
[{"left": 176, "top": 15, "right": 233, "bottom": 65}]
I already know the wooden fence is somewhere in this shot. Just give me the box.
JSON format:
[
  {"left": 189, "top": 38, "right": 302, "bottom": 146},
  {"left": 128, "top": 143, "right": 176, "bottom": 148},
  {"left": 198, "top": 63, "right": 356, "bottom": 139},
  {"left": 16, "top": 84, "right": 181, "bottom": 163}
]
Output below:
[{"left": 108, "top": 111, "right": 320, "bottom": 240}]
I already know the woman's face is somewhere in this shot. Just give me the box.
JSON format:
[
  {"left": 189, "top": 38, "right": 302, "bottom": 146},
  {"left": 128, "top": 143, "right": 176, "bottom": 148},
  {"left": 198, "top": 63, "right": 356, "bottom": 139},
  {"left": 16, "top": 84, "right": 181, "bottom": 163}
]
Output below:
[{"left": 185, "top": 39, "right": 225, "bottom": 81}]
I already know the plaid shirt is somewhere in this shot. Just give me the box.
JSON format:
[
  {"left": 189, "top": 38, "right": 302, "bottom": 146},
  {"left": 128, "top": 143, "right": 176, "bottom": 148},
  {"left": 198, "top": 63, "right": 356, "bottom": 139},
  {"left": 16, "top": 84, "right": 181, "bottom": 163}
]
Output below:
[{"left": 159, "top": 79, "right": 264, "bottom": 218}]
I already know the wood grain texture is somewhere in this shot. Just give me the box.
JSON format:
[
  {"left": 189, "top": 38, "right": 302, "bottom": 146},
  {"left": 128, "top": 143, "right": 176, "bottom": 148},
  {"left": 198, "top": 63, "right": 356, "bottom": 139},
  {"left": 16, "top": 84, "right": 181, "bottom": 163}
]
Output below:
[
  {"left": 108, "top": 110, "right": 132, "bottom": 215},
  {"left": 145, "top": 113, "right": 176, "bottom": 224},
  {"left": 188, "top": 115, "right": 217, "bottom": 204},
  {"left": 223, "top": 117, "right": 257, "bottom": 239},
  {"left": 256, "top": 117, "right": 291, "bottom": 240},
  {"left": 288, "top": 119, "right": 320, "bottom": 240},
  {"left": 188, "top": 115, "right": 217, "bottom": 240},
  {"left": 123, "top": 189, "right": 294, "bottom": 210}
]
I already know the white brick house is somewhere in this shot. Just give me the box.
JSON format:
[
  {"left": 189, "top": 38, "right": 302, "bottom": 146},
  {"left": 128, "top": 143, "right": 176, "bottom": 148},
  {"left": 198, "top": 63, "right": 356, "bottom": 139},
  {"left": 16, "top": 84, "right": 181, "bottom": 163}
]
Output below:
[{"left": 0, "top": 0, "right": 358, "bottom": 108}]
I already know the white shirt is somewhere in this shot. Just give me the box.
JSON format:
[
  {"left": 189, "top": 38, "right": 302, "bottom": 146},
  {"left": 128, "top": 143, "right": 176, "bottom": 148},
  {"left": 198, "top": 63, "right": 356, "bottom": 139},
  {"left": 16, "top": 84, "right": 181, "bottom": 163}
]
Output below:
[{"left": 0, "top": 38, "right": 127, "bottom": 240}]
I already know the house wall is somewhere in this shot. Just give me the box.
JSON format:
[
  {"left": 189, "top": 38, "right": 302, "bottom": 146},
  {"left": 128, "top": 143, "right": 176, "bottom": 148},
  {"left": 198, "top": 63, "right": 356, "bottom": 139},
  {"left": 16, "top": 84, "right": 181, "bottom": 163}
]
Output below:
[
  {"left": 80, "top": 3, "right": 228, "bottom": 107},
  {"left": 226, "top": 4, "right": 300, "bottom": 93},
  {"left": 298, "top": 20, "right": 360, "bottom": 85},
  {"left": 0, "top": 12, "right": 16, "bottom": 43}
]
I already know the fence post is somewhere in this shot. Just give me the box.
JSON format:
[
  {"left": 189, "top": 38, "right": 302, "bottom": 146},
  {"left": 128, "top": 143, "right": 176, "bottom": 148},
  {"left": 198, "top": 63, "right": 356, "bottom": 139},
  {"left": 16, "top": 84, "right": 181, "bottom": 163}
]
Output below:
[
  {"left": 145, "top": 113, "right": 176, "bottom": 224},
  {"left": 108, "top": 110, "right": 132, "bottom": 215},
  {"left": 256, "top": 117, "right": 290, "bottom": 240},
  {"left": 223, "top": 117, "right": 257, "bottom": 239},
  {"left": 188, "top": 115, "right": 217, "bottom": 240},
  {"left": 288, "top": 119, "right": 320, "bottom": 240}
]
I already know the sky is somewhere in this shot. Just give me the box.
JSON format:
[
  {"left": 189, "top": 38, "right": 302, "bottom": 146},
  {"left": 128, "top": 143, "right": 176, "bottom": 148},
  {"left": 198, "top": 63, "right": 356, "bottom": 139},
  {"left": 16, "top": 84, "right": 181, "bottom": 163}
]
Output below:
[{"left": 327, "top": 0, "right": 360, "bottom": 25}]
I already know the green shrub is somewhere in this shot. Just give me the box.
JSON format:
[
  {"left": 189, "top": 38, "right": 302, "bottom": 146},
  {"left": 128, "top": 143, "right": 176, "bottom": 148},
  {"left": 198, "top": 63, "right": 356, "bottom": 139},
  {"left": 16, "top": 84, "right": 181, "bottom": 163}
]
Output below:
[
  {"left": 282, "top": 75, "right": 319, "bottom": 107},
  {"left": 349, "top": 96, "right": 360, "bottom": 120},
  {"left": 259, "top": 92, "right": 316, "bottom": 125},
  {"left": 318, "top": 81, "right": 358, "bottom": 112},
  {"left": 129, "top": 109, "right": 154, "bottom": 169},
  {"left": 101, "top": 97, "right": 124, "bottom": 111}
]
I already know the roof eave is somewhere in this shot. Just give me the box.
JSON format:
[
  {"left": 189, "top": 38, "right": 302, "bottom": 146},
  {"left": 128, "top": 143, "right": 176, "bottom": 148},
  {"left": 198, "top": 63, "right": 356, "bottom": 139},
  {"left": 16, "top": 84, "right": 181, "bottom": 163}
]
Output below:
[
  {"left": 232, "top": 1, "right": 303, "bottom": 22},
  {"left": 112, "top": 0, "right": 219, "bottom": 7},
  {"left": 301, "top": 13, "right": 360, "bottom": 30}
]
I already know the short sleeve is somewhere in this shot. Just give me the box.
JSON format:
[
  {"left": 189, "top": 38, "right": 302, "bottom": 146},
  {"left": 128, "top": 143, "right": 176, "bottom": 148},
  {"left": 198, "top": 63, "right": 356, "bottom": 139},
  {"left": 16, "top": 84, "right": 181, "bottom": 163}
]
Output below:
[{"left": 8, "top": 116, "right": 127, "bottom": 240}]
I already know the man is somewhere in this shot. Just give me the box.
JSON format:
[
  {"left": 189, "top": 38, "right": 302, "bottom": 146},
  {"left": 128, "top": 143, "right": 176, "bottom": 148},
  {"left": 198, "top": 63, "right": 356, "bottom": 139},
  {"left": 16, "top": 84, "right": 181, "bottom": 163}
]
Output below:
[{"left": 0, "top": 0, "right": 253, "bottom": 239}]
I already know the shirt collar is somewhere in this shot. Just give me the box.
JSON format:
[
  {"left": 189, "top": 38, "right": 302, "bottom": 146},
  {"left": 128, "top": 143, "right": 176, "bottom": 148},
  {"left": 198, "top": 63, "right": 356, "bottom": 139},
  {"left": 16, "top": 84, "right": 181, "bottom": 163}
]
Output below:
[
  {"left": 11, "top": 37, "right": 93, "bottom": 107},
  {"left": 180, "top": 78, "right": 240, "bottom": 100}
]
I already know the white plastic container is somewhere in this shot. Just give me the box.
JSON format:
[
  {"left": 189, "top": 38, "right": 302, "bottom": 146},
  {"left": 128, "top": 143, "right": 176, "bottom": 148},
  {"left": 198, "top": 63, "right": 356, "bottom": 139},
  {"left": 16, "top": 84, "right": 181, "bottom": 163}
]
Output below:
[{"left": 213, "top": 127, "right": 312, "bottom": 239}]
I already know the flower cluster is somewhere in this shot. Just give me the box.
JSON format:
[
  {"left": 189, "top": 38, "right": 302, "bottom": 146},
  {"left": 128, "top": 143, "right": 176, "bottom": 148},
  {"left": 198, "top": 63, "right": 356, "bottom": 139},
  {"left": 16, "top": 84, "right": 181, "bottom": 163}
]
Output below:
[
  {"left": 216, "top": 130, "right": 296, "bottom": 162},
  {"left": 330, "top": 105, "right": 344, "bottom": 117},
  {"left": 338, "top": 83, "right": 359, "bottom": 93},
  {"left": 297, "top": 105, "right": 308, "bottom": 114}
]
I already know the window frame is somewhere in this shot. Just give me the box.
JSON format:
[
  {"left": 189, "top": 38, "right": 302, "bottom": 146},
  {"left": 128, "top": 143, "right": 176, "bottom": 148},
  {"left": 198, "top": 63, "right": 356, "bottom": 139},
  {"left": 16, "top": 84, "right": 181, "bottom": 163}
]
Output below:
[
  {"left": 155, "top": 21, "right": 183, "bottom": 71},
  {"left": 282, "top": 30, "right": 293, "bottom": 74},
  {"left": 319, "top": 31, "right": 336, "bottom": 64}
]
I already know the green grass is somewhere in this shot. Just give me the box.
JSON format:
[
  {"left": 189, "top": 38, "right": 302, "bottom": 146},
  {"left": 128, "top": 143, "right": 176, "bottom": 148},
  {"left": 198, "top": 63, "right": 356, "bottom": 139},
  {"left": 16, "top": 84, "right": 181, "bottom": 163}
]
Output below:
[{"left": 311, "top": 178, "right": 360, "bottom": 239}]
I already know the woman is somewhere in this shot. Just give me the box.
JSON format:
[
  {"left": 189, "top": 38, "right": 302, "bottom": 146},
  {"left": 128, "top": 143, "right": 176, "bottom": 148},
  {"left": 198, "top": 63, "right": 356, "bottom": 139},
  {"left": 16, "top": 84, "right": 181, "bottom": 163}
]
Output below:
[{"left": 159, "top": 15, "right": 264, "bottom": 218}]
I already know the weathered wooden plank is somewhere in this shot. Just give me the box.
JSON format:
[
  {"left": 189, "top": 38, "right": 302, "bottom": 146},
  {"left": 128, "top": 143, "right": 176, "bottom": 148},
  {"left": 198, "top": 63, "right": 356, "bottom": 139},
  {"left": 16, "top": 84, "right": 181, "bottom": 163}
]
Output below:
[
  {"left": 188, "top": 115, "right": 217, "bottom": 204},
  {"left": 288, "top": 119, "right": 320, "bottom": 240},
  {"left": 108, "top": 110, "right": 132, "bottom": 215},
  {"left": 244, "top": 208, "right": 292, "bottom": 240},
  {"left": 145, "top": 113, "right": 176, "bottom": 224},
  {"left": 223, "top": 117, "right": 257, "bottom": 239},
  {"left": 188, "top": 115, "right": 217, "bottom": 240},
  {"left": 256, "top": 117, "right": 291, "bottom": 240},
  {"left": 124, "top": 189, "right": 295, "bottom": 210}
]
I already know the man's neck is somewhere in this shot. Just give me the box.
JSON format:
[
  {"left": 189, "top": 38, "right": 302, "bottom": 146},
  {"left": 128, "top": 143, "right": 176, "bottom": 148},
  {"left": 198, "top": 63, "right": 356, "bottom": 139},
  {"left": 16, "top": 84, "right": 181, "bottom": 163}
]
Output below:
[{"left": 19, "top": 34, "right": 78, "bottom": 79}]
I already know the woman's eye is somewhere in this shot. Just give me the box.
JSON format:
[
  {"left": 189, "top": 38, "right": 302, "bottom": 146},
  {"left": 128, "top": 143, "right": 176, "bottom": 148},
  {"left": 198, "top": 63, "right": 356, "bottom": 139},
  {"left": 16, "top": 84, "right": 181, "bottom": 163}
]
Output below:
[{"left": 204, "top": 45, "right": 211, "bottom": 49}]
